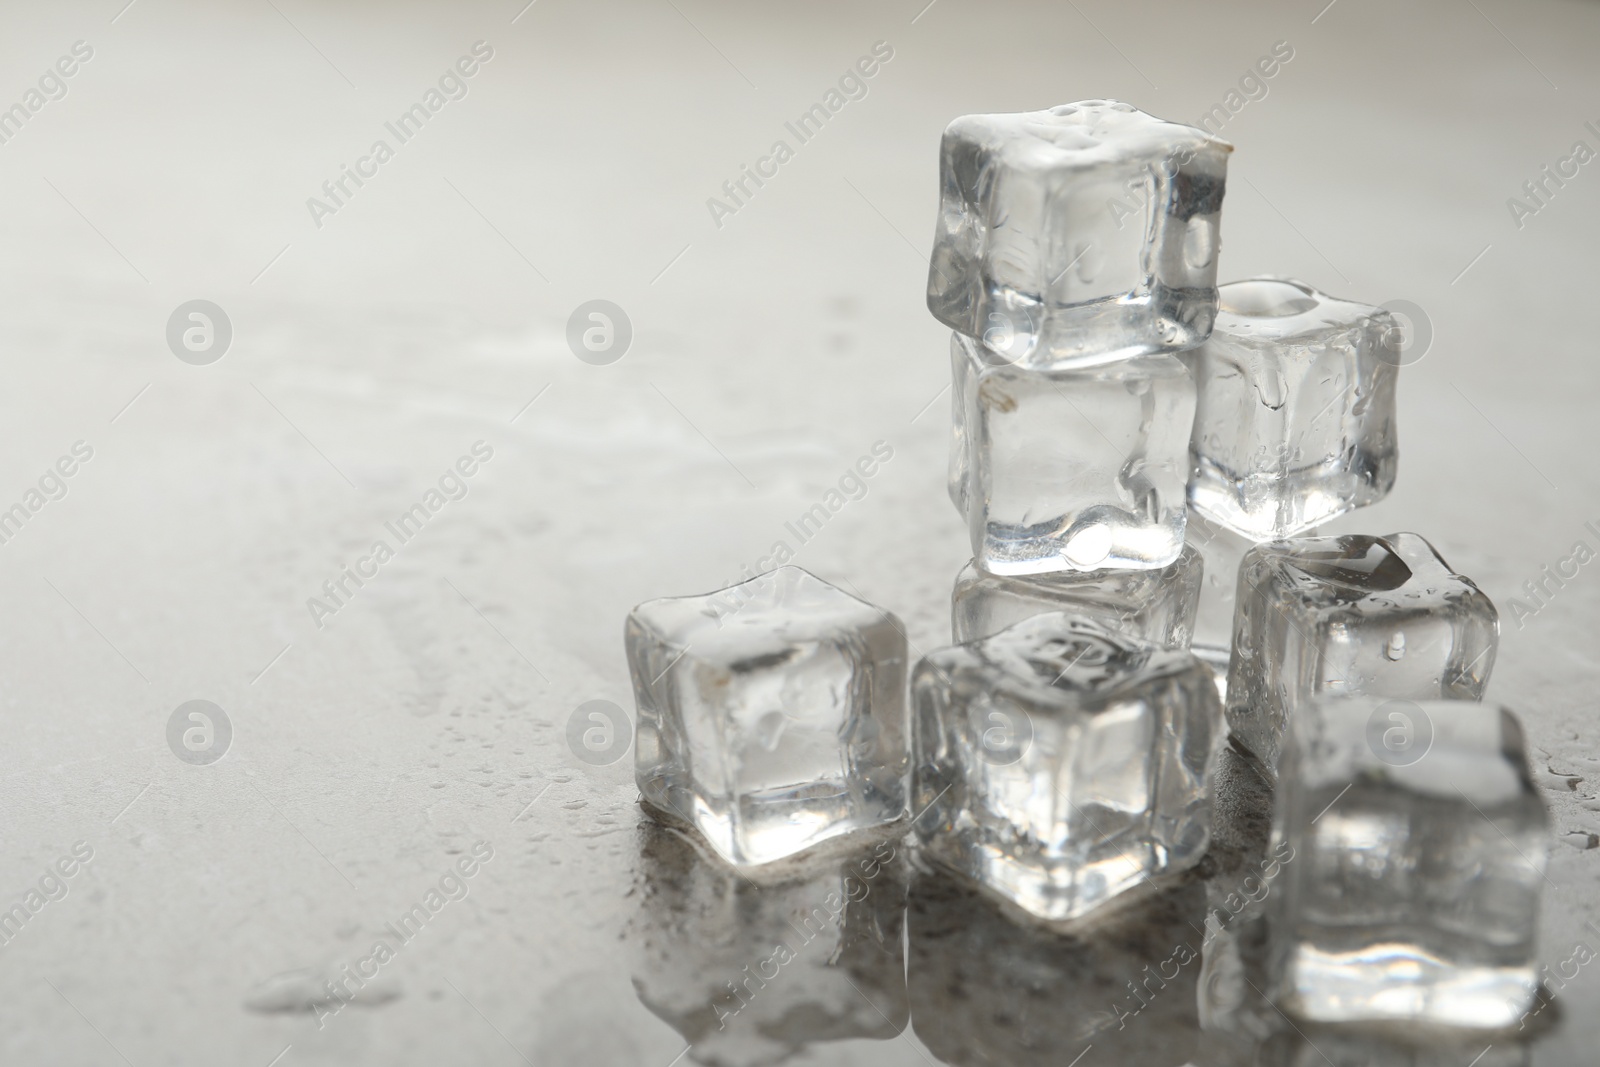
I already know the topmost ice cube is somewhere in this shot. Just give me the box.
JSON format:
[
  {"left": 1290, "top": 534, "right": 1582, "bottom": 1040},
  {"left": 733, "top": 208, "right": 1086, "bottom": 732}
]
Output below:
[{"left": 928, "top": 100, "right": 1232, "bottom": 369}]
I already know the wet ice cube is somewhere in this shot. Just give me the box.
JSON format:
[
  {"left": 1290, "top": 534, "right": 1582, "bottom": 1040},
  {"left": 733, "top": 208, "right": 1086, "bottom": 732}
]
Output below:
[
  {"left": 1184, "top": 510, "right": 1257, "bottom": 687},
  {"left": 1226, "top": 532, "right": 1498, "bottom": 771},
  {"left": 950, "top": 545, "right": 1201, "bottom": 646},
  {"left": 912, "top": 613, "right": 1221, "bottom": 921},
  {"left": 626, "top": 566, "right": 909, "bottom": 867},
  {"left": 1269, "top": 698, "right": 1548, "bottom": 1029},
  {"left": 949, "top": 331, "right": 1194, "bottom": 576},
  {"left": 928, "top": 99, "right": 1232, "bottom": 368},
  {"left": 1183, "top": 278, "right": 1400, "bottom": 540}
]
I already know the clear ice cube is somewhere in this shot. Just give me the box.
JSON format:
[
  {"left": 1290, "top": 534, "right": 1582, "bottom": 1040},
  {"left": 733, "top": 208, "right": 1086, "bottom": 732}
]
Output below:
[
  {"left": 949, "top": 331, "right": 1195, "bottom": 576},
  {"left": 1183, "top": 278, "right": 1400, "bottom": 540},
  {"left": 626, "top": 566, "right": 909, "bottom": 867},
  {"left": 1183, "top": 509, "right": 1256, "bottom": 680},
  {"left": 950, "top": 545, "right": 1201, "bottom": 646},
  {"left": 1226, "top": 532, "right": 1499, "bottom": 771},
  {"left": 1269, "top": 698, "right": 1548, "bottom": 1029},
  {"left": 628, "top": 823, "right": 908, "bottom": 1066},
  {"left": 927, "top": 100, "right": 1232, "bottom": 368},
  {"left": 912, "top": 612, "right": 1221, "bottom": 921}
]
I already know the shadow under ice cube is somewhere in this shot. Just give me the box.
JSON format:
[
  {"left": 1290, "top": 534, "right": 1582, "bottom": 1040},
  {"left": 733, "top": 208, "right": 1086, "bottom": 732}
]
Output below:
[
  {"left": 1269, "top": 698, "right": 1548, "bottom": 1029},
  {"left": 626, "top": 566, "right": 908, "bottom": 867},
  {"left": 949, "top": 331, "right": 1194, "bottom": 576},
  {"left": 1226, "top": 532, "right": 1498, "bottom": 772},
  {"left": 912, "top": 613, "right": 1221, "bottom": 922},
  {"left": 1184, "top": 278, "right": 1399, "bottom": 540},
  {"left": 927, "top": 99, "right": 1231, "bottom": 368},
  {"left": 627, "top": 823, "right": 909, "bottom": 1067},
  {"left": 907, "top": 869, "right": 1206, "bottom": 1066}
]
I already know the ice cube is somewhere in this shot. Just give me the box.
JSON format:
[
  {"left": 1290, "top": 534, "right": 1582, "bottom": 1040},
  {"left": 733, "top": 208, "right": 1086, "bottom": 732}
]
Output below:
[
  {"left": 1184, "top": 278, "right": 1400, "bottom": 540},
  {"left": 951, "top": 545, "right": 1202, "bottom": 646},
  {"left": 927, "top": 100, "right": 1231, "bottom": 368},
  {"left": 1226, "top": 532, "right": 1498, "bottom": 772},
  {"left": 1269, "top": 698, "right": 1548, "bottom": 1029},
  {"left": 949, "top": 331, "right": 1195, "bottom": 576},
  {"left": 1183, "top": 510, "right": 1258, "bottom": 684},
  {"left": 628, "top": 823, "right": 908, "bottom": 1066},
  {"left": 911, "top": 613, "right": 1221, "bottom": 921},
  {"left": 626, "top": 566, "right": 909, "bottom": 867}
]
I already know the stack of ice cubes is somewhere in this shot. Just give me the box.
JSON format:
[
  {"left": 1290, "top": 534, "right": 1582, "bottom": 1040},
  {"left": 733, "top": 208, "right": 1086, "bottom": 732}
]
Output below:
[
  {"left": 920, "top": 101, "right": 1231, "bottom": 920},
  {"left": 623, "top": 99, "right": 1548, "bottom": 1040}
]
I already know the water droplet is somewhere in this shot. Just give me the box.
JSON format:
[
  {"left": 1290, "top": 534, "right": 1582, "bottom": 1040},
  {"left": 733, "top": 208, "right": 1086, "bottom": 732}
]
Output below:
[
  {"left": 245, "top": 969, "right": 401, "bottom": 1014},
  {"left": 1074, "top": 242, "right": 1102, "bottom": 285}
]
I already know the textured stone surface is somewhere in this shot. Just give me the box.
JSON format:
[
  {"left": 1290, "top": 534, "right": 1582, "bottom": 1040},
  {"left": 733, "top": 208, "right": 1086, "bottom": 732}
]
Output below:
[{"left": 0, "top": 2, "right": 1593, "bottom": 1065}]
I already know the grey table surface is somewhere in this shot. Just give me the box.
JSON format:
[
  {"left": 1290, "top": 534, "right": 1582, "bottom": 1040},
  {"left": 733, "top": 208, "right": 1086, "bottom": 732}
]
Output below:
[{"left": 0, "top": 0, "right": 1596, "bottom": 1064}]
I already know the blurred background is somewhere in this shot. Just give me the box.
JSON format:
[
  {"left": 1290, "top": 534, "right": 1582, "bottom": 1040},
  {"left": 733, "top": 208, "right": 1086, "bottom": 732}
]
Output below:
[{"left": 0, "top": 0, "right": 1596, "bottom": 1063}]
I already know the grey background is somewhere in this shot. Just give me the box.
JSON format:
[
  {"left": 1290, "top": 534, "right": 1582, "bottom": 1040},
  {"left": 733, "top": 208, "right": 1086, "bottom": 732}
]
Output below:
[{"left": 0, "top": 0, "right": 1596, "bottom": 1063}]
